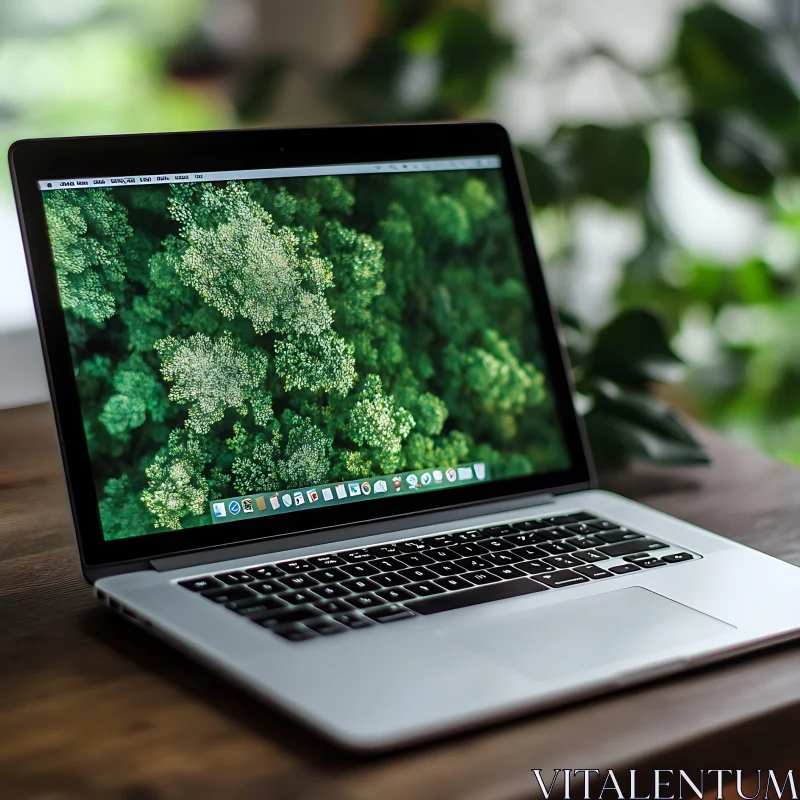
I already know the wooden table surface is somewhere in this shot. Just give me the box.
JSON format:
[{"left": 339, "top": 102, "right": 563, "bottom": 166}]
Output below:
[{"left": 3, "top": 403, "right": 800, "bottom": 799}]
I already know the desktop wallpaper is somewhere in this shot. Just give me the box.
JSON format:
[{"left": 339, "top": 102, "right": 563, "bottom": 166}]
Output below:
[{"left": 42, "top": 168, "right": 570, "bottom": 539}]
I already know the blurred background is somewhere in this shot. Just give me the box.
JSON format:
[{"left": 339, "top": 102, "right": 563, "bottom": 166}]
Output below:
[{"left": 2, "top": 0, "right": 799, "bottom": 467}]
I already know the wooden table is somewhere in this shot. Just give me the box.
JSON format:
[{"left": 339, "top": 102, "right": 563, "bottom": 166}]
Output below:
[{"left": 2, "top": 403, "right": 800, "bottom": 799}]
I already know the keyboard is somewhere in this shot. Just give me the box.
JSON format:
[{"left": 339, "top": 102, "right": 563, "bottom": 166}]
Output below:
[{"left": 177, "top": 512, "right": 699, "bottom": 643}]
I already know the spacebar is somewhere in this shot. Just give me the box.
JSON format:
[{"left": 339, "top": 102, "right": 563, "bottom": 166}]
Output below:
[{"left": 406, "top": 578, "right": 547, "bottom": 616}]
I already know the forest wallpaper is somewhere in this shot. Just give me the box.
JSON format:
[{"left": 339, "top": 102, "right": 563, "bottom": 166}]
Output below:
[{"left": 42, "top": 168, "right": 569, "bottom": 540}]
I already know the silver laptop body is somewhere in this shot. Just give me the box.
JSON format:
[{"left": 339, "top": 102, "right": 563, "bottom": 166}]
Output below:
[{"left": 11, "top": 122, "right": 800, "bottom": 751}]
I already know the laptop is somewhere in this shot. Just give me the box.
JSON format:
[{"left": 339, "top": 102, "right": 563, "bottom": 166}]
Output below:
[{"left": 10, "top": 121, "right": 800, "bottom": 751}]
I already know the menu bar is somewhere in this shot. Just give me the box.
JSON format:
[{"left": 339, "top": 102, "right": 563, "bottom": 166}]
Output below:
[
  {"left": 38, "top": 156, "right": 501, "bottom": 191},
  {"left": 209, "top": 462, "right": 490, "bottom": 525}
]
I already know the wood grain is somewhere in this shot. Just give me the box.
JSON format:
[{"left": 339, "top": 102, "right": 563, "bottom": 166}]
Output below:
[{"left": 2, "top": 404, "right": 800, "bottom": 799}]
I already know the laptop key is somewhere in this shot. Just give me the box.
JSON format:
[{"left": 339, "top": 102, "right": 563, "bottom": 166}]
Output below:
[
  {"left": 427, "top": 535, "right": 458, "bottom": 547},
  {"left": 429, "top": 561, "right": 467, "bottom": 577},
  {"left": 272, "top": 624, "right": 316, "bottom": 642},
  {"left": 454, "top": 556, "right": 492, "bottom": 572},
  {"left": 226, "top": 594, "right": 285, "bottom": 612},
  {"left": 333, "top": 612, "right": 373, "bottom": 629},
  {"left": 574, "top": 549, "right": 609, "bottom": 563},
  {"left": 464, "top": 571, "right": 501, "bottom": 586},
  {"left": 310, "top": 584, "right": 351, "bottom": 600},
  {"left": 214, "top": 571, "right": 255, "bottom": 585},
  {"left": 406, "top": 581, "right": 446, "bottom": 597},
  {"left": 610, "top": 563, "right": 641, "bottom": 574},
  {"left": 202, "top": 586, "right": 256, "bottom": 604},
  {"left": 538, "top": 541, "right": 577, "bottom": 555},
  {"left": 370, "top": 557, "right": 405, "bottom": 572},
  {"left": 304, "top": 619, "right": 347, "bottom": 636},
  {"left": 395, "top": 552, "right": 434, "bottom": 568},
  {"left": 246, "top": 565, "right": 286, "bottom": 581},
  {"left": 254, "top": 607, "right": 322, "bottom": 628},
  {"left": 537, "top": 528, "right": 575, "bottom": 541},
  {"left": 179, "top": 577, "right": 222, "bottom": 592},
  {"left": 481, "top": 525, "right": 515, "bottom": 538},
  {"left": 232, "top": 598, "right": 287, "bottom": 617},
  {"left": 376, "top": 587, "right": 415, "bottom": 604},
  {"left": 503, "top": 532, "right": 534, "bottom": 546},
  {"left": 396, "top": 540, "right": 428, "bottom": 552},
  {"left": 278, "top": 590, "right": 318, "bottom": 605},
  {"left": 397, "top": 566, "right": 437, "bottom": 583},
  {"left": 371, "top": 571, "right": 411, "bottom": 587},
  {"left": 450, "top": 542, "right": 489, "bottom": 557},
  {"left": 308, "top": 568, "right": 349, "bottom": 584},
  {"left": 564, "top": 535, "right": 604, "bottom": 550},
  {"left": 588, "top": 518, "right": 619, "bottom": 530},
  {"left": 341, "top": 563, "right": 380, "bottom": 578},
  {"left": 483, "top": 551, "right": 524, "bottom": 567},
  {"left": 542, "top": 554, "right": 583, "bottom": 569},
  {"left": 541, "top": 515, "right": 581, "bottom": 526},
  {"left": 407, "top": 577, "right": 548, "bottom": 615},
  {"left": 630, "top": 557, "right": 666, "bottom": 569},
  {"left": 337, "top": 549, "right": 373, "bottom": 563},
  {"left": 534, "top": 569, "right": 590, "bottom": 588},
  {"left": 596, "top": 530, "right": 643, "bottom": 544},
  {"left": 364, "top": 605, "right": 416, "bottom": 624},
  {"left": 512, "top": 520, "right": 552, "bottom": 531},
  {"left": 518, "top": 560, "right": 557, "bottom": 575},
  {"left": 348, "top": 593, "right": 384, "bottom": 609},
  {"left": 563, "top": 522, "right": 600, "bottom": 535},
  {"left": 249, "top": 579, "right": 284, "bottom": 595},
  {"left": 433, "top": 576, "right": 472, "bottom": 592},
  {"left": 599, "top": 539, "right": 666, "bottom": 557},
  {"left": 662, "top": 552, "right": 694, "bottom": 563},
  {"left": 307, "top": 554, "right": 346, "bottom": 569},
  {"left": 512, "top": 545, "right": 548, "bottom": 560},
  {"left": 367, "top": 543, "right": 400, "bottom": 558},
  {"left": 574, "top": 565, "right": 612, "bottom": 580},
  {"left": 341, "top": 577, "right": 381, "bottom": 594},
  {"left": 275, "top": 559, "right": 317, "bottom": 573},
  {"left": 425, "top": 548, "right": 458, "bottom": 562},
  {"left": 488, "top": 565, "right": 526, "bottom": 580},
  {"left": 313, "top": 599, "right": 354, "bottom": 615},
  {"left": 452, "top": 530, "right": 485, "bottom": 542},
  {"left": 278, "top": 574, "right": 319, "bottom": 590},
  {"left": 481, "top": 538, "right": 514, "bottom": 552}
]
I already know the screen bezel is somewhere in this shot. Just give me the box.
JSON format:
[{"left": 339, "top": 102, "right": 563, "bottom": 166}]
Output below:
[{"left": 10, "top": 121, "right": 593, "bottom": 569}]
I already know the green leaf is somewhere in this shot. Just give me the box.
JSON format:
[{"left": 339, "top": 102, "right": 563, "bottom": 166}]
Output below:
[
  {"left": 586, "top": 309, "right": 685, "bottom": 388},
  {"left": 676, "top": 3, "right": 800, "bottom": 130},
  {"left": 691, "top": 112, "right": 784, "bottom": 195},
  {"left": 517, "top": 146, "right": 560, "bottom": 208},
  {"left": 334, "top": 6, "right": 512, "bottom": 121},
  {"left": 733, "top": 259, "right": 777, "bottom": 305},
  {"left": 586, "top": 409, "right": 710, "bottom": 466},
  {"left": 584, "top": 380, "right": 710, "bottom": 466},
  {"left": 549, "top": 125, "right": 651, "bottom": 206},
  {"left": 434, "top": 7, "right": 515, "bottom": 112}
]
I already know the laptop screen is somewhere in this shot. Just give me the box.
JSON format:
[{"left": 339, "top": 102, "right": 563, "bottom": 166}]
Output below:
[{"left": 38, "top": 156, "right": 572, "bottom": 542}]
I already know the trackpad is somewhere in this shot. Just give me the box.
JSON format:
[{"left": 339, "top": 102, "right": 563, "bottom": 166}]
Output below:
[{"left": 446, "top": 587, "right": 735, "bottom": 682}]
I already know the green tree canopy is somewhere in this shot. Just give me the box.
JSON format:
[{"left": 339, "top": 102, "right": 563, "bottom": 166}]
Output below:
[
  {"left": 156, "top": 331, "right": 271, "bottom": 434},
  {"left": 46, "top": 168, "right": 568, "bottom": 537},
  {"left": 43, "top": 189, "right": 133, "bottom": 324}
]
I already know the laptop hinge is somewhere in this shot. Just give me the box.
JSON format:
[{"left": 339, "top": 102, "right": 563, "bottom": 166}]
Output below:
[{"left": 149, "top": 491, "right": 558, "bottom": 573}]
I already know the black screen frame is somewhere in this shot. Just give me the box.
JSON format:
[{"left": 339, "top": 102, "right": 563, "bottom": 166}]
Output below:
[{"left": 10, "top": 121, "right": 594, "bottom": 571}]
